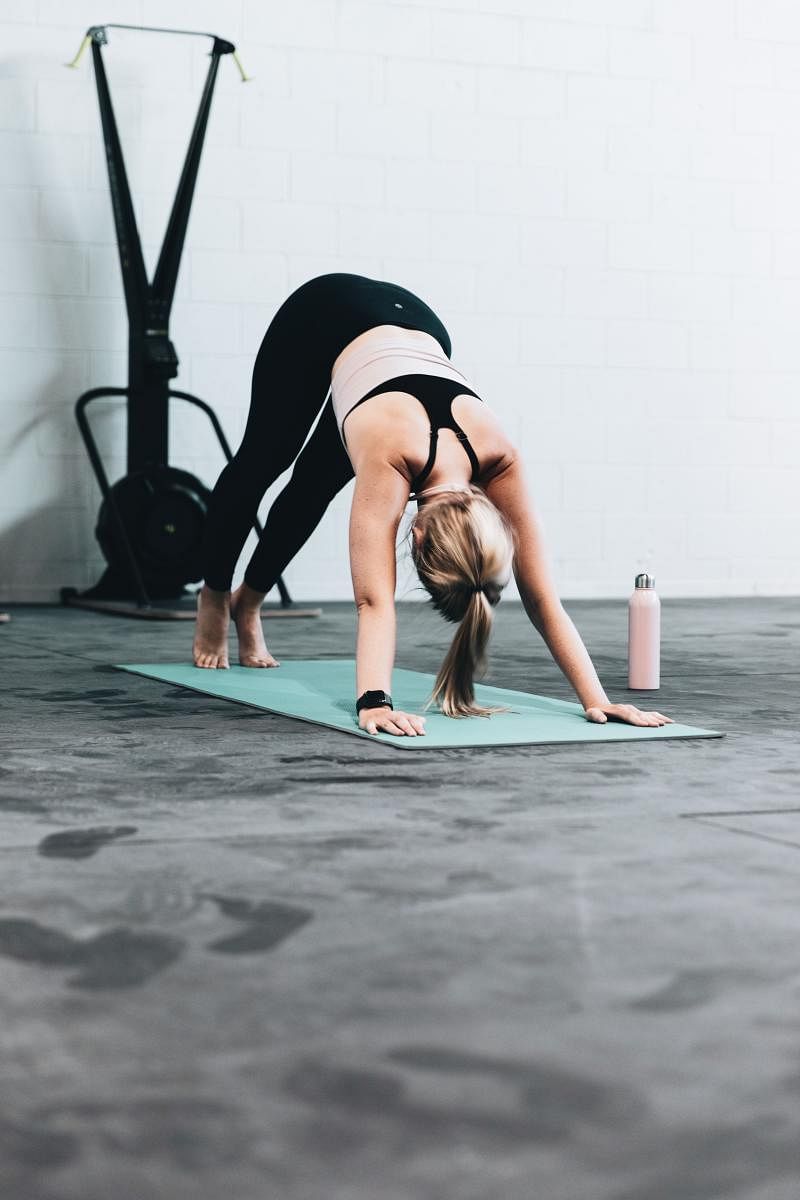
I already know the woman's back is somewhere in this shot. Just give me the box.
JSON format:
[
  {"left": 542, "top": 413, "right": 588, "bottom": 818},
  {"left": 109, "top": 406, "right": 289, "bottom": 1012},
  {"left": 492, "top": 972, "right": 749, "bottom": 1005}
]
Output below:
[{"left": 331, "top": 324, "right": 513, "bottom": 494}]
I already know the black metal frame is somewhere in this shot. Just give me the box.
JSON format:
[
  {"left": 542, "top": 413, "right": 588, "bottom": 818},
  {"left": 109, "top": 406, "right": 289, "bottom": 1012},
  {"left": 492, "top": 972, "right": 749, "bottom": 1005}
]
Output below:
[
  {"left": 66, "top": 24, "right": 292, "bottom": 610},
  {"left": 75, "top": 386, "right": 290, "bottom": 608}
]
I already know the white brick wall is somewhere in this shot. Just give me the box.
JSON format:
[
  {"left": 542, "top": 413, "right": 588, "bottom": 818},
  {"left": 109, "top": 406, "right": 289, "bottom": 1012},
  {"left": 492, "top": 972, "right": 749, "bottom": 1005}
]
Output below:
[{"left": 1, "top": 0, "right": 798, "bottom": 602}]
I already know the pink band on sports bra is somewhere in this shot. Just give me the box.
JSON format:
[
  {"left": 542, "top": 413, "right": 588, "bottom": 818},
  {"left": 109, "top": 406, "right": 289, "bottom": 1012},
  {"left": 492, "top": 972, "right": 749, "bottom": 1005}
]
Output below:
[{"left": 330, "top": 339, "right": 468, "bottom": 436}]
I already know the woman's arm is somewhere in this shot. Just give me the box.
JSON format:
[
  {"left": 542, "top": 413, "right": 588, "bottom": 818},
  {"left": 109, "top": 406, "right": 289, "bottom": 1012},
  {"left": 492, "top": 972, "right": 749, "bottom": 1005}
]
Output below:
[
  {"left": 484, "top": 455, "right": 611, "bottom": 710},
  {"left": 484, "top": 455, "right": 674, "bottom": 725},
  {"left": 349, "top": 458, "right": 426, "bottom": 735},
  {"left": 349, "top": 459, "right": 407, "bottom": 694}
]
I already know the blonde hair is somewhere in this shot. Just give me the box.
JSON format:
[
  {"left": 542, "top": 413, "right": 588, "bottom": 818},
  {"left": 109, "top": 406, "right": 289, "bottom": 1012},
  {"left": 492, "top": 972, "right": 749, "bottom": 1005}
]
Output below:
[{"left": 410, "top": 485, "right": 515, "bottom": 718}]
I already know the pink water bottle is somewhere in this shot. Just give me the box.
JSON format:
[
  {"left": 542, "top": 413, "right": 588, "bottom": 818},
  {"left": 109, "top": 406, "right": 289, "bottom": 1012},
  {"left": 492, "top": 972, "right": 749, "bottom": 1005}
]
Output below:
[{"left": 628, "top": 572, "right": 660, "bottom": 690}]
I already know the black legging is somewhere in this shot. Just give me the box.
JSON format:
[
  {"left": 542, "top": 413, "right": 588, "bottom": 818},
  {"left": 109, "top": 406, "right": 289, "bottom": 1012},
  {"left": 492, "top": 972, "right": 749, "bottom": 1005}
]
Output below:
[{"left": 200, "top": 273, "right": 452, "bottom": 594}]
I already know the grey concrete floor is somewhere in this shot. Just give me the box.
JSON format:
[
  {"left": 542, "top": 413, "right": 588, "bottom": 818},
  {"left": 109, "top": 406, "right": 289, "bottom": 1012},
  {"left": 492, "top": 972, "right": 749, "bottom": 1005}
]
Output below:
[{"left": 1, "top": 595, "right": 799, "bottom": 1200}]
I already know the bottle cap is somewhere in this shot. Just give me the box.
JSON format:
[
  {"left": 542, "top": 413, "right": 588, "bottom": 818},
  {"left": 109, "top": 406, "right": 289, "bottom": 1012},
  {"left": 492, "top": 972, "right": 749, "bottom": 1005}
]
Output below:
[{"left": 635, "top": 572, "right": 655, "bottom": 589}]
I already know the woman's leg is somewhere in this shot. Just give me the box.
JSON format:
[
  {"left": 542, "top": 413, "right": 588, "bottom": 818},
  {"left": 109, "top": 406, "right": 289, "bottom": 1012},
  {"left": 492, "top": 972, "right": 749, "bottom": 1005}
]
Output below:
[
  {"left": 194, "top": 280, "right": 340, "bottom": 667},
  {"left": 242, "top": 396, "right": 354, "bottom": 594},
  {"left": 228, "top": 398, "right": 354, "bottom": 666},
  {"left": 200, "top": 307, "right": 338, "bottom": 591}
]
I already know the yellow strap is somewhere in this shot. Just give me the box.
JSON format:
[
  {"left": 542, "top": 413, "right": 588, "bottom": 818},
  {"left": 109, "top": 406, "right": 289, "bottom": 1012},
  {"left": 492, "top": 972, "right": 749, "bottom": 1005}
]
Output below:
[
  {"left": 231, "top": 50, "right": 252, "bottom": 82},
  {"left": 64, "top": 33, "right": 91, "bottom": 69}
]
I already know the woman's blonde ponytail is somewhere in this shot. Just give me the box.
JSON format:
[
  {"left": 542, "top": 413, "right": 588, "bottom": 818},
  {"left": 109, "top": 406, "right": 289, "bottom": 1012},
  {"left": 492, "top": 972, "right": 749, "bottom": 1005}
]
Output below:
[
  {"left": 410, "top": 487, "right": 514, "bottom": 718},
  {"left": 429, "top": 589, "right": 496, "bottom": 717}
]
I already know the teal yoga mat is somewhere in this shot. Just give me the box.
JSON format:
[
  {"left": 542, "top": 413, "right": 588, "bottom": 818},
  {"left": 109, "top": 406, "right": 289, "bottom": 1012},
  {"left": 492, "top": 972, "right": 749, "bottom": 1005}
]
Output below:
[{"left": 116, "top": 660, "right": 724, "bottom": 750}]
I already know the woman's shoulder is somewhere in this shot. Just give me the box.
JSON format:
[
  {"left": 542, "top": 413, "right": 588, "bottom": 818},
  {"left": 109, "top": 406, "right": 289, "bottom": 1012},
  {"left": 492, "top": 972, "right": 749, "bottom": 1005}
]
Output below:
[
  {"left": 458, "top": 398, "right": 517, "bottom": 475},
  {"left": 478, "top": 440, "right": 518, "bottom": 488}
]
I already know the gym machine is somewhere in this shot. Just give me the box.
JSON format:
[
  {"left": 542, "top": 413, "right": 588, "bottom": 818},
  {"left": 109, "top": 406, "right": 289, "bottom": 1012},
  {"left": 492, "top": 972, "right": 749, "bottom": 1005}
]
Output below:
[{"left": 60, "top": 24, "right": 320, "bottom": 620}]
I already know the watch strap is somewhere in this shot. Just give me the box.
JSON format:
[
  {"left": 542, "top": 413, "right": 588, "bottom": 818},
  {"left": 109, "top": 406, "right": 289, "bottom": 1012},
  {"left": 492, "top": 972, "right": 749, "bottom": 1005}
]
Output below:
[{"left": 356, "top": 689, "right": 393, "bottom": 714}]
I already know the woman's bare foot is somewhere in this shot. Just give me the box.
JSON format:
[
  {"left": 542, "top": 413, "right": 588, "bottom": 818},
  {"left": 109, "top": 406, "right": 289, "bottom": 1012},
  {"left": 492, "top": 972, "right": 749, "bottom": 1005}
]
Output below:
[
  {"left": 230, "top": 582, "right": 280, "bottom": 668},
  {"left": 192, "top": 584, "right": 231, "bottom": 668}
]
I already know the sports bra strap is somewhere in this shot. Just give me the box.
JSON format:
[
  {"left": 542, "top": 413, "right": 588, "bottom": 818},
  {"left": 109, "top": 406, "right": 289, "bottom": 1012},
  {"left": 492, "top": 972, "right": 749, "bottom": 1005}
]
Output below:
[
  {"left": 409, "top": 422, "right": 480, "bottom": 494},
  {"left": 342, "top": 373, "right": 483, "bottom": 493}
]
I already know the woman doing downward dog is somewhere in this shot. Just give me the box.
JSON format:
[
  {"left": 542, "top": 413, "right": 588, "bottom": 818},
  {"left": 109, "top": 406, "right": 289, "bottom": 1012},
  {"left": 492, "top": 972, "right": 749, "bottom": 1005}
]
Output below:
[{"left": 193, "top": 273, "right": 673, "bottom": 737}]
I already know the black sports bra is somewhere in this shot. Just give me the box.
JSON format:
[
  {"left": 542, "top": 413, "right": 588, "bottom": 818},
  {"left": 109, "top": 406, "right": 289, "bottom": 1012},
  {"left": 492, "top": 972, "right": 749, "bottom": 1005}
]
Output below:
[{"left": 340, "top": 372, "right": 483, "bottom": 494}]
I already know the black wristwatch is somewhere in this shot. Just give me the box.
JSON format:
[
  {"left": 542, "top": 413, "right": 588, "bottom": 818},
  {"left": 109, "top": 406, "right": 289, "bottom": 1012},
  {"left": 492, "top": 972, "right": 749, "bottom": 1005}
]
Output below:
[{"left": 356, "top": 690, "right": 393, "bottom": 715}]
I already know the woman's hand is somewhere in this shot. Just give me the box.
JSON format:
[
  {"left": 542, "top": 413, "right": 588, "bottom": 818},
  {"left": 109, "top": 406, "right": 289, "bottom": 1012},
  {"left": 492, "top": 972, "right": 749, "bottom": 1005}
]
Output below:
[
  {"left": 359, "top": 707, "right": 427, "bottom": 737},
  {"left": 584, "top": 703, "right": 674, "bottom": 727}
]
